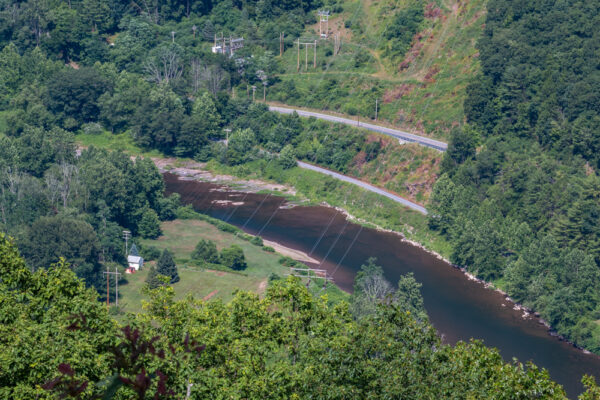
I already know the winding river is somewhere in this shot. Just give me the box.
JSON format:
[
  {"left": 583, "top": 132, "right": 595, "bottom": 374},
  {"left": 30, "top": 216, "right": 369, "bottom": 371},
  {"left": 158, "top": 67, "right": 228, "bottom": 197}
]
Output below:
[{"left": 164, "top": 173, "right": 600, "bottom": 397}]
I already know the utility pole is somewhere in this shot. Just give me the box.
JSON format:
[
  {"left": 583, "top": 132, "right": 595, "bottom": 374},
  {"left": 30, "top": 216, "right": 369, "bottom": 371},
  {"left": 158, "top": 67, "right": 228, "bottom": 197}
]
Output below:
[
  {"left": 305, "top": 42, "right": 308, "bottom": 71},
  {"left": 296, "top": 39, "right": 300, "bottom": 72},
  {"left": 263, "top": 82, "right": 266, "bottom": 101},
  {"left": 280, "top": 32, "right": 284, "bottom": 56},
  {"left": 224, "top": 128, "right": 231, "bottom": 147},
  {"left": 103, "top": 267, "right": 121, "bottom": 308},
  {"left": 314, "top": 40, "right": 317, "bottom": 68},
  {"left": 375, "top": 99, "right": 378, "bottom": 121},
  {"left": 123, "top": 230, "right": 131, "bottom": 256}
]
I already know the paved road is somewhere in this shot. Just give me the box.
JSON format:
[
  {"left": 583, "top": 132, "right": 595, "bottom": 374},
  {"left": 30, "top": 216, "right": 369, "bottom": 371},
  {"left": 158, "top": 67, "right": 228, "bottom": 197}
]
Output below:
[
  {"left": 297, "top": 161, "right": 428, "bottom": 215},
  {"left": 270, "top": 106, "right": 448, "bottom": 152}
]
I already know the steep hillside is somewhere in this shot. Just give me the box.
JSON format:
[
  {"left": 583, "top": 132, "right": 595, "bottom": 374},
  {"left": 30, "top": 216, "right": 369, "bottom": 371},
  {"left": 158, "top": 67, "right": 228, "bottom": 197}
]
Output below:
[{"left": 269, "top": 0, "right": 487, "bottom": 139}]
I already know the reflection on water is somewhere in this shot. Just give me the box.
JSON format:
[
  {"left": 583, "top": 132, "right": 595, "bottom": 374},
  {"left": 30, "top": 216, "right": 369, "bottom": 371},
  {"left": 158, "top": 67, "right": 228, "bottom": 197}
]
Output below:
[{"left": 165, "top": 173, "right": 600, "bottom": 397}]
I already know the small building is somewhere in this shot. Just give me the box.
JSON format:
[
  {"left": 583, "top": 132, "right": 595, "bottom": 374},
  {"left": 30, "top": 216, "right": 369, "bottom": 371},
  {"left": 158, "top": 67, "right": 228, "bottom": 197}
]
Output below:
[
  {"left": 127, "top": 255, "right": 143, "bottom": 273},
  {"left": 126, "top": 244, "right": 143, "bottom": 273}
]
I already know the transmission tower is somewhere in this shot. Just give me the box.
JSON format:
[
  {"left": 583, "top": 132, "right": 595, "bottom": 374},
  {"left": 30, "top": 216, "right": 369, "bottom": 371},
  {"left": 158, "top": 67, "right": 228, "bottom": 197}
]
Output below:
[{"left": 318, "top": 10, "right": 330, "bottom": 38}]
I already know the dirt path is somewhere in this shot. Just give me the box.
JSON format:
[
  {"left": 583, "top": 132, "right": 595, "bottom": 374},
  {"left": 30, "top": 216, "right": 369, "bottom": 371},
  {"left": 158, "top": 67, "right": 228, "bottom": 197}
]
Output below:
[{"left": 203, "top": 290, "right": 219, "bottom": 301}]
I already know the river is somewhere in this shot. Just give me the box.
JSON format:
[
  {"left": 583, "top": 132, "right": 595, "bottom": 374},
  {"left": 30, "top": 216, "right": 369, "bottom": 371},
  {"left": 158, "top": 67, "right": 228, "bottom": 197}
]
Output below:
[{"left": 164, "top": 173, "right": 600, "bottom": 397}]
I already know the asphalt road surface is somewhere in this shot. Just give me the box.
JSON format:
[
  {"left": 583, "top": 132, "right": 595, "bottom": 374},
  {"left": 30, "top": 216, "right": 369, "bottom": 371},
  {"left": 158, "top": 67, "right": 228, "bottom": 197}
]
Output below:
[{"left": 270, "top": 106, "right": 448, "bottom": 152}]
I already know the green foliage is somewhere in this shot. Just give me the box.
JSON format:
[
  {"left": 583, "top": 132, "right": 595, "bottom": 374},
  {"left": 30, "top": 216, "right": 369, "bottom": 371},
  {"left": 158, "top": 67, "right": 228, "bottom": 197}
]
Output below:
[
  {"left": 220, "top": 244, "right": 247, "bottom": 270},
  {"left": 350, "top": 257, "right": 427, "bottom": 321},
  {"left": 191, "top": 239, "right": 220, "bottom": 264},
  {"left": 19, "top": 215, "right": 103, "bottom": 288},
  {"left": 381, "top": 3, "right": 424, "bottom": 61},
  {"left": 137, "top": 208, "right": 162, "bottom": 239},
  {"left": 140, "top": 245, "right": 161, "bottom": 261},
  {"left": 278, "top": 144, "right": 297, "bottom": 169},
  {"left": 145, "top": 265, "right": 162, "bottom": 289},
  {"left": 430, "top": 0, "right": 600, "bottom": 352},
  {"left": 157, "top": 248, "right": 179, "bottom": 284},
  {"left": 0, "top": 235, "right": 582, "bottom": 398}
]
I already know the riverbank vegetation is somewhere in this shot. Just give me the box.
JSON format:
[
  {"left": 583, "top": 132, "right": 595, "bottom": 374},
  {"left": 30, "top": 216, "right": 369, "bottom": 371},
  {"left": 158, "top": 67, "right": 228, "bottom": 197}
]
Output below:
[{"left": 429, "top": 0, "right": 600, "bottom": 353}]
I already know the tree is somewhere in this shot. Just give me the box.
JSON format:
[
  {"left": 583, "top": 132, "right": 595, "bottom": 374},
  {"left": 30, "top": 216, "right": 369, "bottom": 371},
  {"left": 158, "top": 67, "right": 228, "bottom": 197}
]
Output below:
[
  {"left": 157, "top": 249, "right": 179, "bottom": 283},
  {"left": 350, "top": 257, "right": 393, "bottom": 317},
  {"left": 191, "top": 239, "right": 219, "bottom": 264},
  {"left": 19, "top": 215, "right": 103, "bottom": 288},
  {"left": 145, "top": 265, "right": 163, "bottom": 289},
  {"left": 143, "top": 44, "right": 183, "bottom": 85},
  {"left": 176, "top": 92, "right": 221, "bottom": 156},
  {"left": 137, "top": 208, "right": 161, "bottom": 239},
  {"left": 46, "top": 67, "right": 111, "bottom": 129},
  {"left": 220, "top": 245, "right": 247, "bottom": 270},
  {"left": 278, "top": 144, "right": 297, "bottom": 169},
  {"left": 395, "top": 272, "right": 427, "bottom": 321},
  {"left": 226, "top": 128, "right": 256, "bottom": 165}
]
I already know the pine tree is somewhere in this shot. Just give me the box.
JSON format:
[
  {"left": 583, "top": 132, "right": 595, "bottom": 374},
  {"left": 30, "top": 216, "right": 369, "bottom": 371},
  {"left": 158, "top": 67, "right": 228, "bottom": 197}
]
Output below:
[
  {"left": 145, "top": 265, "right": 162, "bottom": 289},
  {"left": 157, "top": 249, "right": 179, "bottom": 283},
  {"left": 129, "top": 243, "right": 139, "bottom": 257}
]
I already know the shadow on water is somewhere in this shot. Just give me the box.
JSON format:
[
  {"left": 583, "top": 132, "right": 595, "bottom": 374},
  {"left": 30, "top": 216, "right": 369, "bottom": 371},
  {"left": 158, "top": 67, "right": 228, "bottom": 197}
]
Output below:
[{"left": 165, "top": 173, "right": 600, "bottom": 397}]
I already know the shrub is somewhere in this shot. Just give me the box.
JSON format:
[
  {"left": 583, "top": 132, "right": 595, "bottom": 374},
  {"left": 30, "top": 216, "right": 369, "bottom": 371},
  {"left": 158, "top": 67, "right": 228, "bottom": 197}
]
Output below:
[
  {"left": 140, "top": 245, "right": 161, "bottom": 261},
  {"left": 220, "top": 245, "right": 247, "bottom": 270},
  {"left": 191, "top": 239, "right": 220, "bottom": 264}
]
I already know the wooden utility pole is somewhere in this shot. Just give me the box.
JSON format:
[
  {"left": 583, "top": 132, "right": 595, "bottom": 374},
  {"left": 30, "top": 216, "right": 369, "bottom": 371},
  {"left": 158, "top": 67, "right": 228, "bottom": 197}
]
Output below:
[
  {"left": 314, "top": 40, "right": 317, "bottom": 68},
  {"left": 280, "top": 32, "right": 284, "bottom": 56},
  {"left": 305, "top": 42, "right": 308, "bottom": 71},
  {"left": 375, "top": 99, "right": 378, "bottom": 121},
  {"left": 263, "top": 83, "right": 266, "bottom": 101},
  {"left": 123, "top": 230, "right": 131, "bottom": 256},
  {"left": 103, "top": 267, "right": 122, "bottom": 307},
  {"left": 296, "top": 39, "right": 300, "bottom": 72},
  {"left": 224, "top": 128, "right": 231, "bottom": 147}
]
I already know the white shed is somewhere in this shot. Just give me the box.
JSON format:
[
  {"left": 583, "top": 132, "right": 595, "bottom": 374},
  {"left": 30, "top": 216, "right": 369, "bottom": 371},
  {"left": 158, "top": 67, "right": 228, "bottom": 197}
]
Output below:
[{"left": 127, "top": 255, "right": 144, "bottom": 271}]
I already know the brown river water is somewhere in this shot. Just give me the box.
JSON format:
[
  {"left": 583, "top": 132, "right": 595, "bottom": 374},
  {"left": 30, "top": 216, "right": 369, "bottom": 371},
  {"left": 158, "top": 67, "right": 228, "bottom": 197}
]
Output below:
[{"left": 164, "top": 172, "right": 600, "bottom": 397}]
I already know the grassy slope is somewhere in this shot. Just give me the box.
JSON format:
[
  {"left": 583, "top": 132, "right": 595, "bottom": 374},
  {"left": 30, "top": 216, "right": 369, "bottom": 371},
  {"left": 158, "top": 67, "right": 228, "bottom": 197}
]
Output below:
[
  {"left": 119, "top": 219, "right": 348, "bottom": 313},
  {"left": 268, "top": 0, "right": 486, "bottom": 139}
]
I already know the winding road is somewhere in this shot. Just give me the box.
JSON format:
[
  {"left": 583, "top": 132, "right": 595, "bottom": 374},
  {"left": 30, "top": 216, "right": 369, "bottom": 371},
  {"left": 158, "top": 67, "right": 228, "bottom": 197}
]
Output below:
[
  {"left": 297, "top": 161, "right": 428, "bottom": 215},
  {"left": 269, "top": 105, "right": 448, "bottom": 152}
]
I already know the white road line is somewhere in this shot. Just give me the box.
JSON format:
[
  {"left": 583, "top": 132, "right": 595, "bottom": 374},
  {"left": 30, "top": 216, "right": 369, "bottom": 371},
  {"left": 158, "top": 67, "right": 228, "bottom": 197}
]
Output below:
[{"left": 270, "top": 106, "right": 448, "bottom": 151}]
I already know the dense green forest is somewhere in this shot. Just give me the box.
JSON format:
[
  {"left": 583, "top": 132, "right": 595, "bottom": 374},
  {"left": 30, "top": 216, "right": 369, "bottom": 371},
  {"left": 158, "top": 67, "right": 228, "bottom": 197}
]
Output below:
[{"left": 429, "top": 0, "right": 600, "bottom": 352}]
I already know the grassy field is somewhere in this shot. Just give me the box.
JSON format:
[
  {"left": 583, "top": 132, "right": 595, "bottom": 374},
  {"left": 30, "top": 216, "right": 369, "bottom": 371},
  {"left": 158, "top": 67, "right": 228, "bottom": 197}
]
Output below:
[
  {"left": 119, "top": 219, "right": 349, "bottom": 313},
  {"left": 76, "top": 130, "right": 163, "bottom": 158}
]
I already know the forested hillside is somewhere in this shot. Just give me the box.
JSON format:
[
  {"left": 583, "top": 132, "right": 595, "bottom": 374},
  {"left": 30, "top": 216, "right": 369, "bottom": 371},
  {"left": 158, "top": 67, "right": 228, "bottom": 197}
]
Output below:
[{"left": 429, "top": 0, "right": 600, "bottom": 352}]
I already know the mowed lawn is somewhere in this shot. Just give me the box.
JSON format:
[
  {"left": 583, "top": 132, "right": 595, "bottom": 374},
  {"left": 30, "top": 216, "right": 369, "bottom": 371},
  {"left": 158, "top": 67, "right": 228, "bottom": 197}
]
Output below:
[{"left": 119, "top": 219, "right": 288, "bottom": 313}]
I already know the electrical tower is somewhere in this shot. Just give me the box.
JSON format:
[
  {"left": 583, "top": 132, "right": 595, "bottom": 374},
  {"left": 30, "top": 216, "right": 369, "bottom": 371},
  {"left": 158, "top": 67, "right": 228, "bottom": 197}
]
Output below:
[
  {"left": 296, "top": 39, "right": 317, "bottom": 72},
  {"left": 103, "top": 266, "right": 122, "bottom": 308},
  {"left": 318, "top": 10, "right": 330, "bottom": 38},
  {"left": 212, "top": 33, "right": 244, "bottom": 57}
]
